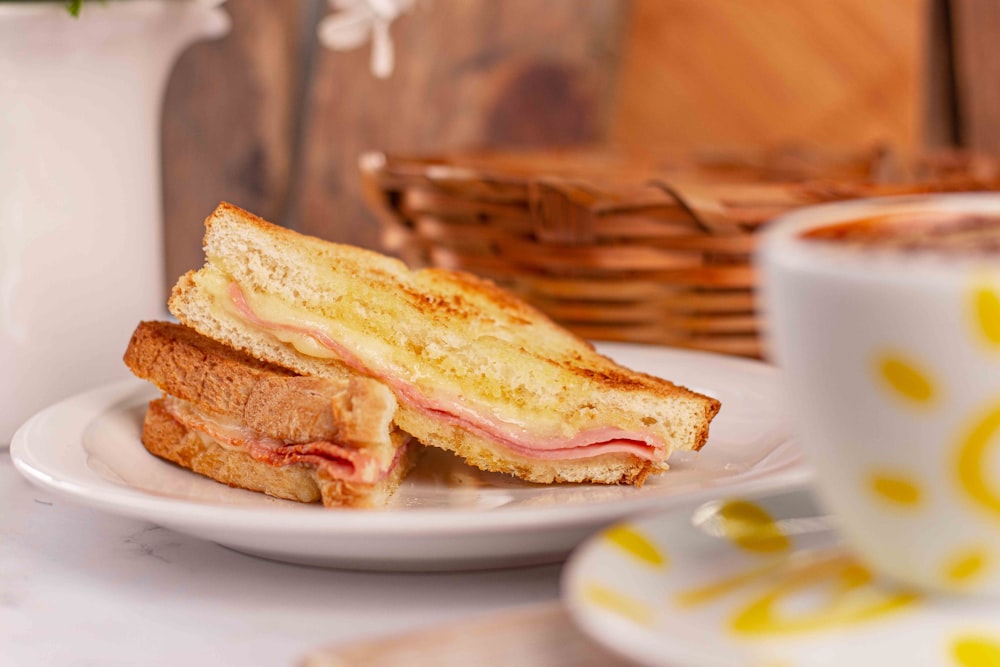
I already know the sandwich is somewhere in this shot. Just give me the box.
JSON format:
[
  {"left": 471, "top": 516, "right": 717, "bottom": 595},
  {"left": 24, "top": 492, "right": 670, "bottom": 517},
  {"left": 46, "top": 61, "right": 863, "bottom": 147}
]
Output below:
[
  {"left": 168, "top": 202, "right": 721, "bottom": 486},
  {"left": 123, "top": 320, "right": 416, "bottom": 507}
]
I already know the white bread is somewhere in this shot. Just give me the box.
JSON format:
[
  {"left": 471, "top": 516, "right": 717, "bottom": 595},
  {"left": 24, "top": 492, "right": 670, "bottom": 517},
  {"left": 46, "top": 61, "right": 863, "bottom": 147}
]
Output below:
[
  {"left": 142, "top": 399, "right": 416, "bottom": 508},
  {"left": 124, "top": 320, "right": 396, "bottom": 450},
  {"left": 169, "top": 203, "right": 721, "bottom": 485}
]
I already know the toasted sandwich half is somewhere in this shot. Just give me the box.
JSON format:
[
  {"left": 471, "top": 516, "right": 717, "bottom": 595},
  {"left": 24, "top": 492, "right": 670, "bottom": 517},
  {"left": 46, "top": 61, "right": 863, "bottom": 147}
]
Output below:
[
  {"left": 123, "top": 320, "right": 417, "bottom": 508},
  {"left": 169, "top": 203, "right": 721, "bottom": 486}
]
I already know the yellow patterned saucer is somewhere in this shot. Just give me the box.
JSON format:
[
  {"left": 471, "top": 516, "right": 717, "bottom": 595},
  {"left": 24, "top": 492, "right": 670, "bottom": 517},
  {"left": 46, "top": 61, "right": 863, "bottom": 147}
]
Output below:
[{"left": 563, "top": 487, "right": 1000, "bottom": 667}]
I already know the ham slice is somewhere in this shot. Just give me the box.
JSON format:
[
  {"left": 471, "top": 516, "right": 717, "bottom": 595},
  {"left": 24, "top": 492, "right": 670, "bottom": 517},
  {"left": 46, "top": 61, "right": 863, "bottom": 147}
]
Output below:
[
  {"left": 163, "top": 396, "right": 402, "bottom": 484},
  {"left": 229, "top": 283, "right": 664, "bottom": 462}
]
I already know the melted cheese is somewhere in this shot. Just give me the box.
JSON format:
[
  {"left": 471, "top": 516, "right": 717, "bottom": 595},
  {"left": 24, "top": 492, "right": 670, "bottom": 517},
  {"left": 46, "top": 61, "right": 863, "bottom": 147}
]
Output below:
[{"left": 224, "top": 280, "right": 665, "bottom": 462}]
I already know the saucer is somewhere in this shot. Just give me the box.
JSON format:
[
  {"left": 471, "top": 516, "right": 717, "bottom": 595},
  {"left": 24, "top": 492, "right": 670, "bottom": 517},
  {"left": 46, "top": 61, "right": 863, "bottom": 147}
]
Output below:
[{"left": 563, "top": 487, "right": 1000, "bottom": 667}]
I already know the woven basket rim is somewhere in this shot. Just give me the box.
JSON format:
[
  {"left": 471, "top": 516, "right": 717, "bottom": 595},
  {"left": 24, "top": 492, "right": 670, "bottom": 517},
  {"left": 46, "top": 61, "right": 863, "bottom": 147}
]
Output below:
[{"left": 358, "top": 146, "right": 1000, "bottom": 357}]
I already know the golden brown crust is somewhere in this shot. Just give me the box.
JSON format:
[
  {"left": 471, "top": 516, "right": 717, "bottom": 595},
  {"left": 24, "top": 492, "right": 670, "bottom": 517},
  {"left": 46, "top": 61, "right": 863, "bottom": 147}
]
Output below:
[
  {"left": 693, "top": 398, "right": 721, "bottom": 452},
  {"left": 395, "top": 406, "right": 659, "bottom": 486},
  {"left": 124, "top": 321, "right": 395, "bottom": 447},
  {"left": 141, "top": 399, "right": 418, "bottom": 508},
  {"left": 170, "top": 202, "right": 722, "bottom": 486}
]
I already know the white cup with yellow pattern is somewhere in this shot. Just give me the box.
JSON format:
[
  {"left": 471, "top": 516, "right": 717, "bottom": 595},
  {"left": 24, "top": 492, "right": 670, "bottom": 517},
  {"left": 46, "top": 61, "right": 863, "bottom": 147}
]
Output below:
[{"left": 760, "top": 193, "right": 1000, "bottom": 596}]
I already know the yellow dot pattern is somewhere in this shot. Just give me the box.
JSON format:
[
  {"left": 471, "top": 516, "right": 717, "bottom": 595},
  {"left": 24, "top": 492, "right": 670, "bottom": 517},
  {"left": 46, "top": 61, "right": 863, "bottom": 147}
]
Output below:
[
  {"left": 715, "top": 500, "right": 791, "bottom": 554},
  {"left": 604, "top": 525, "right": 667, "bottom": 568},
  {"left": 946, "top": 548, "right": 990, "bottom": 584},
  {"left": 974, "top": 286, "right": 1000, "bottom": 348},
  {"left": 870, "top": 473, "right": 923, "bottom": 507},
  {"left": 956, "top": 404, "right": 1000, "bottom": 520},
  {"left": 878, "top": 354, "right": 935, "bottom": 404},
  {"left": 582, "top": 582, "right": 654, "bottom": 626},
  {"left": 953, "top": 635, "right": 1000, "bottom": 667},
  {"left": 674, "top": 559, "right": 787, "bottom": 608},
  {"left": 584, "top": 283, "right": 1000, "bottom": 648},
  {"left": 730, "top": 554, "right": 920, "bottom": 636}
]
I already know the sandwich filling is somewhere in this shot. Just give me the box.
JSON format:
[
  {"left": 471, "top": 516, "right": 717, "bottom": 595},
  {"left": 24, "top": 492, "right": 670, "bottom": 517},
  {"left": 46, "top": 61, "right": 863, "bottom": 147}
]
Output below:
[
  {"left": 162, "top": 395, "right": 408, "bottom": 484},
  {"left": 227, "top": 283, "right": 665, "bottom": 463}
]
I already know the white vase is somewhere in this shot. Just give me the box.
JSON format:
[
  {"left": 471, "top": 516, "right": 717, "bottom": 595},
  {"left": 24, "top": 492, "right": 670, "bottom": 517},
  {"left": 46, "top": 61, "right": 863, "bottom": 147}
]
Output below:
[{"left": 0, "top": 1, "right": 229, "bottom": 443}]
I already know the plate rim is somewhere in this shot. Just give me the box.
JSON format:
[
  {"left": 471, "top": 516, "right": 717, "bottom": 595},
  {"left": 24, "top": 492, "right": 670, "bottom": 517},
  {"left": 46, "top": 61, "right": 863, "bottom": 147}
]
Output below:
[{"left": 11, "top": 344, "right": 811, "bottom": 538}]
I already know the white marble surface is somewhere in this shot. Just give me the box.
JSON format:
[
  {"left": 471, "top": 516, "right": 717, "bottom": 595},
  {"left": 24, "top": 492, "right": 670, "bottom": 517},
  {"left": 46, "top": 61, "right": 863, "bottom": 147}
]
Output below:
[{"left": 1, "top": 452, "right": 562, "bottom": 667}]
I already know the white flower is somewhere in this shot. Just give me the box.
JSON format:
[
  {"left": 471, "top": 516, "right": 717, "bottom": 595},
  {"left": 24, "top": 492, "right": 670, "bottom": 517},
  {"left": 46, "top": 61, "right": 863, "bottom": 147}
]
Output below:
[{"left": 318, "top": 0, "right": 416, "bottom": 79}]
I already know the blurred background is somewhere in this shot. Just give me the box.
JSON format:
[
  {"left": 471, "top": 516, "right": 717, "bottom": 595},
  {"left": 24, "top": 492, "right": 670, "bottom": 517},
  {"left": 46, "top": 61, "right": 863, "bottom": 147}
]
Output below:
[
  {"left": 153, "top": 0, "right": 1000, "bottom": 359},
  {"left": 164, "top": 0, "right": 992, "bottom": 275}
]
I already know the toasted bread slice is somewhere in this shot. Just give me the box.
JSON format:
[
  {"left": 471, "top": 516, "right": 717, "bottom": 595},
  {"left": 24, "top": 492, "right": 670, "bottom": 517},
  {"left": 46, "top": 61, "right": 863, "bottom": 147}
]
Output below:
[
  {"left": 142, "top": 399, "right": 417, "bottom": 508},
  {"left": 124, "top": 320, "right": 396, "bottom": 452},
  {"left": 169, "top": 203, "right": 721, "bottom": 485}
]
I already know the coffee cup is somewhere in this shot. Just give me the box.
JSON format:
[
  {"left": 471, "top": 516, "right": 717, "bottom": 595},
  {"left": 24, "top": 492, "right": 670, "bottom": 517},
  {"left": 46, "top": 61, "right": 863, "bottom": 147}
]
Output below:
[{"left": 758, "top": 193, "right": 1000, "bottom": 595}]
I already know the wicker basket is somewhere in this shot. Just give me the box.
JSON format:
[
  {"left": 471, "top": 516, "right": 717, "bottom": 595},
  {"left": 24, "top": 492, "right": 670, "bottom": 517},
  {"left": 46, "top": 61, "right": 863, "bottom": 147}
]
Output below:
[{"left": 360, "top": 147, "right": 1000, "bottom": 358}]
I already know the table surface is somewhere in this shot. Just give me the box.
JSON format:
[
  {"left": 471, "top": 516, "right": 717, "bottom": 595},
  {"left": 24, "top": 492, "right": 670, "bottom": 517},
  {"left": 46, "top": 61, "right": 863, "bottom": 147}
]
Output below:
[{"left": 1, "top": 452, "right": 564, "bottom": 667}]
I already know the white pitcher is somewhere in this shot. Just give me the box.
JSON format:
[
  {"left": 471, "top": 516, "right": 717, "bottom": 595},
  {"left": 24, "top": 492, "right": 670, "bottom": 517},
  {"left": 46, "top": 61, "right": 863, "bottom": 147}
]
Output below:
[{"left": 0, "top": 1, "right": 229, "bottom": 443}]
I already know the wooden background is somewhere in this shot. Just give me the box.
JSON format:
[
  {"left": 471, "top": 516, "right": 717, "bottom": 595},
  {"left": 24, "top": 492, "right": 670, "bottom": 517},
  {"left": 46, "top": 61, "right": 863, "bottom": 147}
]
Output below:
[{"left": 160, "top": 0, "right": 996, "bottom": 288}]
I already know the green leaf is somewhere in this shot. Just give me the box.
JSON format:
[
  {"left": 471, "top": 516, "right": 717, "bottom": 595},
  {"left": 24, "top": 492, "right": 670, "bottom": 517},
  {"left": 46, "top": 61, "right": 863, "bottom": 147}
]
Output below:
[{"left": 66, "top": 0, "right": 83, "bottom": 17}]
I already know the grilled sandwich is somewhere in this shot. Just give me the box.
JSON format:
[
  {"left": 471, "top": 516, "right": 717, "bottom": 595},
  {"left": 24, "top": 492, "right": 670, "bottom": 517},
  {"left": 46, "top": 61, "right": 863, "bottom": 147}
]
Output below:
[
  {"left": 124, "top": 320, "right": 415, "bottom": 507},
  {"left": 167, "top": 203, "right": 721, "bottom": 486}
]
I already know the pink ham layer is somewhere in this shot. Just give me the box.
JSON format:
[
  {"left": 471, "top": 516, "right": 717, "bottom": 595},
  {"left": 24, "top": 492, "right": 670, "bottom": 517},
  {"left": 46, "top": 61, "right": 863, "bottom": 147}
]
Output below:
[
  {"left": 228, "top": 283, "right": 663, "bottom": 462},
  {"left": 163, "top": 397, "right": 405, "bottom": 484}
]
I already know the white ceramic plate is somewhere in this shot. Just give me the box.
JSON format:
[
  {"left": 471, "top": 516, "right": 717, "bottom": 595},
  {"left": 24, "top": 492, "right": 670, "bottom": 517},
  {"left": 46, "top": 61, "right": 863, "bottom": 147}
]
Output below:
[
  {"left": 11, "top": 343, "right": 807, "bottom": 571},
  {"left": 563, "top": 486, "right": 1000, "bottom": 667}
]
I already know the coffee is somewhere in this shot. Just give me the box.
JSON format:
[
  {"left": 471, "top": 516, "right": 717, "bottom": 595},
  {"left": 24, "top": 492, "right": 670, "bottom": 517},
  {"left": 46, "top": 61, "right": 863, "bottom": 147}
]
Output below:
[{"left": 802, "top": 212, "right": 1000, "bottom": 253}]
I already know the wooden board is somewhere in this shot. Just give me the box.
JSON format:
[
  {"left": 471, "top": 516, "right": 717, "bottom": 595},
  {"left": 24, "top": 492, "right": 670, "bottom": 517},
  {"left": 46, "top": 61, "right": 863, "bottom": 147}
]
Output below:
[
  {"left": 289, "top": 0, "right": 630, "bottom": 249},
  {"left": 610, "top": 0, "right": 932, "bottom": 152},
  {"left": 161, "top": 0, "right": 305, "bottom": 291},
  {"left": 952, "top": 0, "right": 1000, "bottom": 153}
]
